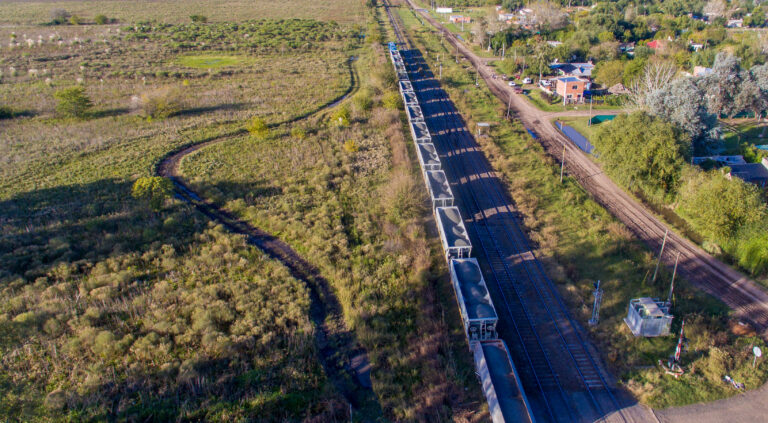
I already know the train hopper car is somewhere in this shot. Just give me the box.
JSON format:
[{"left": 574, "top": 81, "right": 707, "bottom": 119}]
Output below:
[
  {"left": 416, "top": 143, "right": 441, "bottom": 171},
  {"left": 409, "top": 121, "right": 431, "bottom": 143},
  {"left": 435, "top": 206, "right": 472, "bottom": 259},
  {"left": 449, "top": 258, "right": 498, "bottom": 340},
  {"left": 472, "top": 340, "right": 534, "bottom": 423},
  {"left": 425, "top": 170, "right": 454, "bottom": 208}
]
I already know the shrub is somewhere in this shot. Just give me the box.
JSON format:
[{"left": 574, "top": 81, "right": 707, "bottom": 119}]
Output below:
[
  {"left": 50, "top": 8, "right": 70, "bottom": 25},
  {"left": 94, "top": 14, "right": 109, "bottom": 25},
  {"left": 132, "top": 176, "right": 173, "bottom": 211},
  {"left": 382, "top": 91, "right": 402, "bottom": 110},
  {"left": 330, "top": 105, "right": 350, "bottom": 127},
  {"left": 0, "top": 106, "right": 13, "bottom": 119},
  {"left": 69, "top": 15, "right": 82, "bottom": 25},
  {"left": 139, "top": 87, "right": 183, "bottom": 119},
  {"left": 54, "top": 87, "right": 92, "bottom": 119},
  {"left": 190, "top": 15, "right": 208, "bottom": 23},
  {"left": 290, "top": 126, "right": 306, "bottom": 140},
  {"left": 736, "top": 226, "right": 768, "bottom": 275},
  {"left": 343, "top": 139, "right": 359, "bottom": 153},
  {"left": 353, "top": 88, "right": 374, "bottom": 114},
  {"left": 246, "top": 117, "right": 269, "bottom": 139}
]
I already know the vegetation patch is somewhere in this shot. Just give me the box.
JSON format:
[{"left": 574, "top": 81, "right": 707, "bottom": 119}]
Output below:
[{"left": 176, "top": 54, "right": 250, "bottom": 69}]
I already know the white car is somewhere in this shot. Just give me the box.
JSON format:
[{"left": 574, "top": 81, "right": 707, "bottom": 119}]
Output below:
[
  {"left": 539, "top": 80, "right": 551, "bottom": 87},
  {"left": 508, "top": 81, "right": 516, "bottom": 87},
  {"left": 522, "top": 77, "right": 532, "bottom": 84}
]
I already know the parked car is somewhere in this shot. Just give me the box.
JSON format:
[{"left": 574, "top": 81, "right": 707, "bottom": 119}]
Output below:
[
  {"left": 508, "top": 81, "right": 516, "bottom": 87},
  {"left": 522, "top": 77, "right": 532, "bottom": 84},
  {"left": 539, "top": 80, "right": 551, "bottom": 87}
]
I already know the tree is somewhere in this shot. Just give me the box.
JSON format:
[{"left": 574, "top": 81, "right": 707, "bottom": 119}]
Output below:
[
  {"left": 132, "top": 177, "right": 173, "bottom": 211},
  {"left": 626, "top": 61, "right": 677, "bottom": 111},
  {"left": 593, "top": 112, "right": 690, "bottom": 196},
  {"left": 703, "top": 52, "right": 743, "bottom": 118},
  {"left": 677, "top": 169, "right": 766, "bottom": 241},
  {"left": 529, "top": 0, "right": 568, "bottom": 30},
  {"left": 246, "top": 117, "right": 269, "bottom": 139},
  {"left": 646, "top": 77, "right": 717, "bottom": 142},
  {"left": 94, "top": 14, "right": 109, "bottom": 25},
  {"left": 736, "top": 70, "right": 767, "bottom": 121},
  {"left": 69, "top": 15, "right": 82, "bottom": 25},
  {"left": 703, "top": 0, "right": 728, "bottom": 20},
  {"left": 50, "top": 8, "right": 70, "bottom": 25},
  {"left": 139, "top": 87, "right": 182, "bottom": 119},
  {"left": 54, "top": 87, "right": 92, "bottom": 119},
  {"left": 594, "top": 60, "right": 626, "bottom": 87}
]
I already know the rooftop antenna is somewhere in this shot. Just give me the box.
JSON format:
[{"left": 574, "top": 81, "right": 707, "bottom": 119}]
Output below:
[{"left": 588, "top": 280, "right": 603, "bottom": 326}]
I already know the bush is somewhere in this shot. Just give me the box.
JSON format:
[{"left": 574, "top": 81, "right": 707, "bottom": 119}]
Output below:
[
  {"left": 139, "top": 87, "right": 183, "bottom": 119},
  {"left": 0, "top": 105, "right": 14, "bottom": 119},
  {"left": 736, "top": 226, "right": 768, "bottom": 275},
  {"left": 353, "top": 88, "right": 374, "bottom": 114},
  {"left": 330, "top": 105, "right": 350, "bottom": 127},
  {"left": 69, "top": 15, "right": 82, "bottom": 25},
  {"left": 343, "top": 139, "right": 359, "bottom": 153},
  {"left": 50, "top": 8, "right": 70, "bottom": 25},
  {"left": 246, "top": 117, "right": 269, "bottom": 139},
  {"left": 290, "top": 126, "right": 307, "bottom": 140},
  {"left": 94, "top": 14, "right": 109, "bottom": 25},
  {"left": 190, "top": 15, "right": 208, "bottom": 23},
  {"left": 132, "top": 176, "right": 173, "bottom": 211},
  {"left": 382, "top": 91, "right": 402, "bottom": 110},
  {"left": 54, "top": 87, "right": 92, "bottom": 119}
]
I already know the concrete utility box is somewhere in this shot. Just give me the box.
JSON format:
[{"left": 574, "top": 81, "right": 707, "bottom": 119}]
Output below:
[
  {"left": 416, "top": 143, "right": 441, "bottom": 171},
  {"left": 425, "top": 170, "right": 454, "bottom": 208},
  {"left": 406, "top": 104, "right": 424, "bottom": 122},
  {"left": 409, "top": 121, "right": 431, "bottom": 143},
  {"left": 624, "top": 297, "right": 673, "bottom": 337},
  {"left": 450, "top": 258, "right": 497, "bottom": 340},
  {"left": 399, "top": 80, "right": 414, "bottom": 93},
  {"left": 435, "top": 206, "right": 472, "bottom": 259}
]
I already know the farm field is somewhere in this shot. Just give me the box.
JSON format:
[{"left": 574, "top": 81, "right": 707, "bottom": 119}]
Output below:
[
  {"left": 395, "top": 3, "right": 768, "bottom": 409},
  {"left": 0, "top": 0, "right": 365, "bottom": 25},
  {"left": 0, "top": 1, "right": 484, "bottom": 421}
]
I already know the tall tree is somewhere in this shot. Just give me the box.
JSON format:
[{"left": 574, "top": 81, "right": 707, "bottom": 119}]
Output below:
[
  {"left": 593, "top": 112, "right": 690, "bottom": 196},
  {"left": 702, "top": 52, "right": 743, "bottom": 118},
  {"left": 646, "top": 77, "right": 717, "bottom": 143}
]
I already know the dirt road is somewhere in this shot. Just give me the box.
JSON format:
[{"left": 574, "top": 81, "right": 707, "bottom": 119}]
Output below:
[{"left": 406, "top": 0, "right": 768, "bottom": 335}]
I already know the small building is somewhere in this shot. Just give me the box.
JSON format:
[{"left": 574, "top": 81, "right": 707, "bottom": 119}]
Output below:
[
  {"left": 727, "top": 19, "right": 744, "bottom": 28},
  {"left": 624, "top": 297, "right": 673, "bottom": 337},
  {"left": 546, "top": 40, "right": 563, "bottom": 47},
  {"left": 555, "top": 76, "right": 588, "bottom": 103},
  {"left": 690, "top": 42, "right": 704, "bottom": 52},
  {"left": 436, "top": 7, "right": 453, "bottom": 14},
  {"left": 550, "top": 61, "right": 594, "bottom": 78},
  {"left": 727, "top": 162, "right": 768, "bottom": 187},
  {"left": 647, "top": 39, "right": 666, "bottom": 50},
  {"left": 449, "top": 15, "right": 471, "bottom": 24},
  {"left": 498, "top": 12, "right": 515, "bottom": 22}
]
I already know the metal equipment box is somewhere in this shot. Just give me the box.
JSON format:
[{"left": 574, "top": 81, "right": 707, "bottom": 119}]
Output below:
[
  {"left": 435, "top": 206, "right": 471, "bottom": 259},
  {"left": 624, "top": 297, "right": 673, "bottom": 337},
  {"left": 450, "top": 258, "right": 497, "bottom": 340}
]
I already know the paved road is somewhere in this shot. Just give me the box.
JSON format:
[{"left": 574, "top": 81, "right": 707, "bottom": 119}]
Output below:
[{"left": 406, "top": 0, "right": 768, "bottom": 336}]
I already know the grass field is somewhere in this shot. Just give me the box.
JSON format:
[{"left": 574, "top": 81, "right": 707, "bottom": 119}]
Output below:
[
  {"left": 396, "top": 5, "right": 768, "bottom": 409},
  {"left": 0, "top": 1, "right": 487, "bottom": 421},
  {"left": 0, "top": 0, "right": 365, "bottom": 25},
  {"left": 175, "top": 54, "right": 251, "bottom": 69}
]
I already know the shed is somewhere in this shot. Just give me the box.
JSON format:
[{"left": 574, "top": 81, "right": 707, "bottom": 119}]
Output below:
[{"left": 624, "top": 297, "right": 673, "bottom": 337}]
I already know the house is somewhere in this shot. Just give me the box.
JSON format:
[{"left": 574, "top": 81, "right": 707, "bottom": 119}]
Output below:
[
  {"left": 554, "top": 76, "right": 588, "bottom": 103},
  {"left": 449, "top": 15, "right": 471, "bottom": 23},
  {"left": 550, "top": 61, "right": 594, "bottom": 78},
  {"left": 693, "top": 66, "right": 713, "bottom": 77},
  {"left": 727, "top": 19, "right": 744, "bottom": 28},
  {"left": 727, "top": 162, "right": 768, "bottom": 187},
  {"left": 498, "top": 12, "right": 515, "bottom": 22},
  {"left": 647, "top": 39, "right": 665, "bottom": 50},
  {"left": 690, "top": 42, "right": 704, "bottom": 52}
]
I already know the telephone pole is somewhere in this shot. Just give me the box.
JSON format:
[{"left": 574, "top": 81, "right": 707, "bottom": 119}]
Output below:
[{"left": 589, "top": 280, "right": 603, "bottom": 326}]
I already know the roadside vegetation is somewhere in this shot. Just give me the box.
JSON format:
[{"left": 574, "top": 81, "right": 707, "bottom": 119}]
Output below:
[{"left": 396, "top": 3, "right": 768, "bottom": 408}]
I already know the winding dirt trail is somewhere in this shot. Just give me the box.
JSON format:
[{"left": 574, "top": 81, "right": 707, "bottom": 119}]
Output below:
[
  {"left": 154, "top": 61, "right": 382, "bottom": 417},
  {"left": 406, "top": 0, "right": 768, "bottom": 336}
]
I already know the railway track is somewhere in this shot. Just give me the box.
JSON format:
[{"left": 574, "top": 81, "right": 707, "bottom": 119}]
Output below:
[
  {"left": 403, "top": 0, "right": 768, "bottom": 334},
  {"left": 383, "top": 1, "right": 645, "bottom": 421}
]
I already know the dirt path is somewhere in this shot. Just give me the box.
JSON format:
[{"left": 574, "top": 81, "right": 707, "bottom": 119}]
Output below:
[
  {"left": 406, "top": 0, "right": 768, "bottom": 337},
  {"left": 153, "top": 61, "right": 382, "bottom": 418}
]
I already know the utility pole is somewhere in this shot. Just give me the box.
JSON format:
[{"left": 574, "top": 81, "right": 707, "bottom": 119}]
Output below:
[
  {"left": 652, "top": 229, "right": 669, "bottom": 283},
  {"left": 506, "top": 94, "right": 512, "bottom": 119},
  {"left": 502, "top": 42, "right": 505, "bottom": 59},
  {"left": 560, "top": 146, "right": 566, "bottom": 183},
  {"left": 475, "top": 68, "right": 479, "bottom": 86},
  {"left": 588, "top": 96, "right": 593, "bottom": 126},
  {"left": 589, "top": 280, "right": 603, "bottom": 326},
  {"left": 667, "top": 251, "right": 680, "bottom": 306},
  {"left": 439, "top": 62, "right": 442, "bottom": 79}
]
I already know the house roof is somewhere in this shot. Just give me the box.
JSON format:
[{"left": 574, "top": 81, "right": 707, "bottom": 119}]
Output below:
[
  {"left": 729, "top": 163, "right": 768, "bottom": 184},
  {"left": 556, "top": 76, "right": 585, "bottom": 83},
  {"left": 550, "top": 62, "right": 594, "bottom": 77}
]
